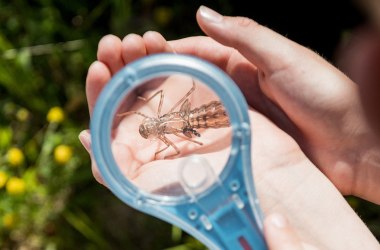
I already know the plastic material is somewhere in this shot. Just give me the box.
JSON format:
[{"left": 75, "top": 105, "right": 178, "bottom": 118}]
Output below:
[{"left": 91, "top": 53, "right": 267, "bottom": 250}]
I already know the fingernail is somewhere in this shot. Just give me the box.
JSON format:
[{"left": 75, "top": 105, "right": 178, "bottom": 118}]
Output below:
[
  {"left": 269, "top": 213, "right": 288, "bottom": 228},
  {"left": 79, "top": 130, "right": 91, "bottom": 153},
  {"left": 199, "top": 6, "right": 223, "bottom": 23}
]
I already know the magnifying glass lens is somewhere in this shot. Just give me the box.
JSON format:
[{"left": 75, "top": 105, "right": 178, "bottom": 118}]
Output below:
[{"left": 110, "top": 74, "right": 232, "bottom": 197}]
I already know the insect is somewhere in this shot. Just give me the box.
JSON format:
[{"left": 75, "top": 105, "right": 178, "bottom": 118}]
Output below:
[{"left": 118, "top": 80, "right": 230, "bottom": 159}]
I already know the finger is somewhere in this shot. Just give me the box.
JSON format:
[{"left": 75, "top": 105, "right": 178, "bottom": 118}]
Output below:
[
  {"left": 168, "top": 36, "right": 257, "bottom": 98},
  {"left": 195, "top": 6, "right": 357, "bottom": 143},
  {"left": 264, "top": 213, "right": 304, "bottom": 250},
  {"left": 169, "top": 36, "right": 235, "bottom": 69},
  {"left": 195, "top": 5, "right": 351, "bottom": 102},
  {"left": 121, "top": 33, "right": 147, "bottom": 64},
  {"left": 167, "top": 36, "right": 298, "bottom": 136},
  {"left": 97, "top": 34, "right": 124, "bottom": 74},
  {"left": 196, "top": 6, "right": 307, "bottom": 74},
  {"left": 143, "top": 31, "right": 176, "bottom": 54},
  {"left": 86, "top": 61, "right": 111, "bottom": 116},
  {"left": 79, "top": 130, "right": 105, "bottom": 185}
]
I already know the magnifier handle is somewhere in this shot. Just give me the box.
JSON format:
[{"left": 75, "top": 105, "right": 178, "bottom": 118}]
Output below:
[
  {"left": 212, "top": 200, "right": 266, "bottom": 249},
  {"left": 190, "top": 187, "right": 267, "bottom": 250},
  {"left": 178, "top": 149, "right": 267, "bottom": 249}
]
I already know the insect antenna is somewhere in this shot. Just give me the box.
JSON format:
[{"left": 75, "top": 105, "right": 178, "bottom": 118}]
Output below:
[
  {"left": 167, "top": 79, "right": 195, "bottom": 113},
  {"left": 117, "top": 111, "right": 150, "bottom": 118}
]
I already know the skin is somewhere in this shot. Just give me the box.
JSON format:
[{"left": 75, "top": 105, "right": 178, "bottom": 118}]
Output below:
[
  {"left": 192, "top": 7, "right": 380, "bottom": 204},
  {"left": 263, "top": 213, "right": 318, "bottom": 250},
  {"left": 111, "top": 76, "right": 232, "bottom": 190},
  {"left": 81, "top": 6, "right": 380, "bottom": 249}
]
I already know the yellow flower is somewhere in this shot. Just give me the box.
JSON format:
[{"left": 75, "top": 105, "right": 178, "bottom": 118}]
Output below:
[
  {"left": 46, "top": 106, "right": 65, "bottom": 123},
  {"left": 2, "top": 213, "right": 15, "bottom": 229},
  {"left": 6, "top": 177, "right": 26, "bottom": 195},
  {"left": 16, "top": 108, "right": 29, "bottom": 121},
  {"left": 54, "top": 145, "right": 73, "bottom": 164},
  {"left": 6, "top": 147, "right": 24, "bottom": 167},
  {"left": 0, "top": 171, "right": 8, "bottom": 188}
]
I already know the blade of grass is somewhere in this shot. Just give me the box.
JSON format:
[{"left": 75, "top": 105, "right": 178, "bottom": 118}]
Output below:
[{"left": 63, "top": 209, "right": 109, "bottom": 249}]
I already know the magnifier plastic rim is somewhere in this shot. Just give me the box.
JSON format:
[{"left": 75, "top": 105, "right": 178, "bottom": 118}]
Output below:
[{"left": 91, "top": 53, "right": 252, "bottom": 206}]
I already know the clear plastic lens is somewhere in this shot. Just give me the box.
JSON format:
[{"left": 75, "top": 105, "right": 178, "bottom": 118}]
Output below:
[{"left": 110, "top": 74, "right": 232, "bottom": 197}]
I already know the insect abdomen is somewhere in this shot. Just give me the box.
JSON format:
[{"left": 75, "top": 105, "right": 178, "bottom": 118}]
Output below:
[{"left": 189, "top": 101, "right": 230, "bottom": 129}]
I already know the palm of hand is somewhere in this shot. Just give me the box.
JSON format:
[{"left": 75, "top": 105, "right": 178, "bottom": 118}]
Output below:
[
  {"left": 109, "top": 76, "right": 232, "bottom": 194},
  {"left": 91, "top": 54, "right": 304, "bottom": 198},
  {"left": 86, "top": 33, "right": 324, "bottom": 196}
]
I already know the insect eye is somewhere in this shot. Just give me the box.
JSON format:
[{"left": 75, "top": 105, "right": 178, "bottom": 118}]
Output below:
[{"left": 138, "top": 125, "right": 148, "bottom": 139}]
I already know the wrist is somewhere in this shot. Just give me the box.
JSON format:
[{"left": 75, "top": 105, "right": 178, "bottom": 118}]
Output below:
[{"left": 256, "top": 156, "right": 379, "bottom": 249}]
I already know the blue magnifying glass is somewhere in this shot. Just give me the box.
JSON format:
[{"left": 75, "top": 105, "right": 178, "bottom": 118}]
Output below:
[{"left": 91, "top": 53, "right": 267, "bottom": 250}]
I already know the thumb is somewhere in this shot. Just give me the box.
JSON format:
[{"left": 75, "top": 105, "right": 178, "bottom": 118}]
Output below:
[
  {"left": 264, "top": 213, "right": 304, "bottom": 250},
  {"left": 196, "top": 6, "right": 306, "bottom": 74},
  {"left": 79, "top": 130, "right": 105, "bottom": 185}
]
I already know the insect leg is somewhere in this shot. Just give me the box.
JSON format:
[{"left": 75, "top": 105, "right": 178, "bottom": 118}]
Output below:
[
  {"left": 138, "top": 90, "right": 164, "bottom": 117},
  {"left": 172, "top": 132, "right": 203, "bottom": 146},
  {"left": 117, "top": 110, "right": 149, "bottom": 118},
  {"left": 168, "top": 79, "right": 195, "bottom": 113},
  {"left": 154, "top": 144, "right": 170, "bottom": 160},
  {"left": 155, "top": 136, "right": 180, "bottom": 159}
]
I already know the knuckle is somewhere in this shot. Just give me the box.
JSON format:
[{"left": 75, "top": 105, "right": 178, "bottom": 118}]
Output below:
[{"left": 234, "top": 16, "right": 259, "bottom": 28}]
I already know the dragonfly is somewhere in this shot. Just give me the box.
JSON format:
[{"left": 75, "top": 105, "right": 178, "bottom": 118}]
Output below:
[{"left": 118, "top": 80, "right": 230, "bottom": 159}]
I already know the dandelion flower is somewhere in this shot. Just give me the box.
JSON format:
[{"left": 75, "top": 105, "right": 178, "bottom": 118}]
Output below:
[
  {"left": 6, "top": 177, "right": 26, "bottom": 195},
  {"left": 47, "top": 106, "right": 65, "bottom": 123},
  {"left": 54, "top": 145, "right": 73, "bottom": 164},
  {"left": 6, "top": 147, "right": 24, "bottom": 167}
]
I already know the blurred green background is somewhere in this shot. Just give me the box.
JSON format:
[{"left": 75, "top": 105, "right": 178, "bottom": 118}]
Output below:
[{"left": 0, "top": 0, "right": 379, "bottom": 249}]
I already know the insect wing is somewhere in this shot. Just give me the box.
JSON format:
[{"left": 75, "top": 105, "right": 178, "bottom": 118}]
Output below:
[{"left": 179, "top": 99, "right": 191, "bottom": 116}]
